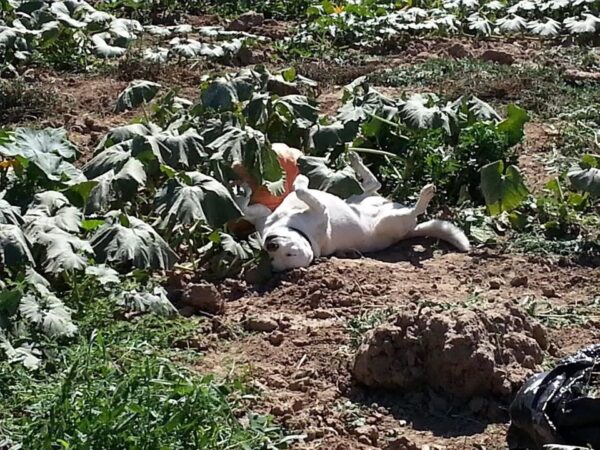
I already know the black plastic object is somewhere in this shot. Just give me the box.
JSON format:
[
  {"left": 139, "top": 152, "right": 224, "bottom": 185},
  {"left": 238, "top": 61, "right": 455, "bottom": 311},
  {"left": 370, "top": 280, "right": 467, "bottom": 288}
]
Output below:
[{"left": 507, "top": 344, "right": 600, "bottom": 450}]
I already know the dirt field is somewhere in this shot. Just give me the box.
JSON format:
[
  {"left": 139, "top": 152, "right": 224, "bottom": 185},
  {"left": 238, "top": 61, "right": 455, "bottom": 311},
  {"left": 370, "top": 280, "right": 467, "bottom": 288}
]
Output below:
[{"left": 185, "top": 242, "right": 598, "bottom": 449}]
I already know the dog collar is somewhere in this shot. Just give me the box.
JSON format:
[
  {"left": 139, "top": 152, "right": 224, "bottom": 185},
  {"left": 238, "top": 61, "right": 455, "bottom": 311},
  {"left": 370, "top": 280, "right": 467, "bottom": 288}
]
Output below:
[{"left": 287, "top": 226, "right": 317, "bottom": 261}]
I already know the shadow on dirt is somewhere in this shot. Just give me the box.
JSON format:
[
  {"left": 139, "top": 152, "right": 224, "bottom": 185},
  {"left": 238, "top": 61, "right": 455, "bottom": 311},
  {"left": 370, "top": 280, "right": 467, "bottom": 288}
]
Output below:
[{"left": 348, "top": 385, "right": 507, "bottom": 438}]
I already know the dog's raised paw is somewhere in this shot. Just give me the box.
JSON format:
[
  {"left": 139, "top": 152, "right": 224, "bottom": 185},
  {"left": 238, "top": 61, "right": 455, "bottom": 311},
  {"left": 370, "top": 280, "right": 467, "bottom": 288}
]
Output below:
[{"left": 293, "top": 174, "right": 310, "bottom": 191}]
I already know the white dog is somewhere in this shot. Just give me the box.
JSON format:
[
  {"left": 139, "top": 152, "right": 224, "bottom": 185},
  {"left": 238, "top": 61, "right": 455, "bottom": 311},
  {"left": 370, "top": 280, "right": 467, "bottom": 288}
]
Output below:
[{"left": 240, "top": 152, "right": 470, "bottom": 272}]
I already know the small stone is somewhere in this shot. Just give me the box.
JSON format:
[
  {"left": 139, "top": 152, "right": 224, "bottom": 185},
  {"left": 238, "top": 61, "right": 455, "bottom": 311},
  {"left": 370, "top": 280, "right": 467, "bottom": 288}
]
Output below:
[
  {"left": 268, "top": 331, "right": 285, "bottom": 346},
  {"left": 510, "top": 276, "right": 528, "bottom": 287},
  {"left": 480, "top": 49, "right": 514, "bottom": 65},
  {"left": 183, "top": 283, "right": 224, "bottom": 315},
  {"left": 542, "top": 286, "right": 557, "bottom": 298},
  {"left": 244, "top": 316, "right": 278, "bottom": 332}
]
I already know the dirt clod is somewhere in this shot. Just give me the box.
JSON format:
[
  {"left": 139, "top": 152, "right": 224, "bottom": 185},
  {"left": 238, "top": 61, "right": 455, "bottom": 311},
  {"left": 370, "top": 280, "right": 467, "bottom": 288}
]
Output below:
[
  {"left": 244, "top": 316, "right": 279, "bottom": 333},
  {"left": 510, "top": 276, "right": 528, "bottom": 287},
  {"left": 183, "top": 283, "right": 224, "bottom": 315},
  {"left": 542, "top": 286, "right": 558, "bottom": 298},
  {"left": 352, "top": 302, "right": 548, "bottom": 402},
  {"left": 268, "top": 331, "right": 285, "bottom": 346},
  {"left": 354, "top": 425, "right": 379, "bottom": 445},
  {"left": 227, "top": 11, "right": 264, "bottom": 32},
  {"left": 480, "top": 49, "right": 515, "bottom": 65},
  {"left": 446, "top": 43, "right": 472, "bottom": 59},
  {"left": 489, "top": 278, "right": 503, "bottom": 289},
  {"left": 385, "top": 436, "right": 420, "bottom": 450}
]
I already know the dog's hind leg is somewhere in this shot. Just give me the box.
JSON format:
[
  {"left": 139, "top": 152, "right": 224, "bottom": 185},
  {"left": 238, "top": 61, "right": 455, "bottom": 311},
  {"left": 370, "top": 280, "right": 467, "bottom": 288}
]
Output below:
[
  {"left": 371, "top": 184, "right": 436, "bottom": 247},
  {"left": 293, "top": 175, "right": 328, "bottom": 216},
  {"left": 349, "top": 152, "right": 382, "bottom": 195},
  {"left": 414, "top": 184, "right": 436, "bottom": 216}
]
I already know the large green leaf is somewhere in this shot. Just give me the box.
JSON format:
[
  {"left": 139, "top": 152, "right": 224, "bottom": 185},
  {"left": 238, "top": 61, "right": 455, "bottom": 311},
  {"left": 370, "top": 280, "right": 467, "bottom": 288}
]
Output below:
[
  {"left": 19, "top": 291, "right": 78, "bottom": 338},
  {"left": 208, "top": 126, "right": 283, "bottom": 190},
  {"left": 400, "top": 93, "right": 457, "bottom": 135},
  {"left": 96, "top": 123, "right": 158, "bottom": 149},
  {"left": 200, "top": 78, "right": 239, "bottom": 111},
  {"left": 25, "top": 225, "right": 92, "bottom": 273},
  {"left": 0, "top": 224, "right": 34, "bottom": 267},
  {"left": 115, "top": 80, "right": 161, "bottom": 112},
  {"left": 480, "top": 160, "right": 529, "bottom": 216},
  {"left": 131, "top": 130, "right": 206, "bottom": 169},
  {"left": 273, "top": 95, "right": 319, "bottom": 129},
  {"left": 497, "top": 104, "right": 529, "bottom": 145},
  {"left": 298, "top": 156, "right": 363, "bottom": 199},
  {"left": 0, "top": 128, "right": 77, "bottom": 161},
  {"left": 154, "top": 172, "right": 242, "bottom": 230},
  {"left": 83, "top": 146, "right": 131, "bottom": 179},
  {"left": 113, "top": 158, "right": 146, "bottom": 199},
  {"left": 91, "top": 213, "right": 177, "bottom": 270},
  {"left": 22, "top": 193, "right": 91, "bottom": 273},
  {"left": 91, "top": 33, "right": 127, "bottom": 58},
  {"left": 25, "top": 191, "right": 82, "bottom": 234}
]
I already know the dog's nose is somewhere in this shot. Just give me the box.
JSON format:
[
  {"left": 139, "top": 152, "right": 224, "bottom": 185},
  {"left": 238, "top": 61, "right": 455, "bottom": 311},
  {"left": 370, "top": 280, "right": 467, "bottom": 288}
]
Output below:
[{"left": 266, "top": 242, "right": 279, "bottom": 252}]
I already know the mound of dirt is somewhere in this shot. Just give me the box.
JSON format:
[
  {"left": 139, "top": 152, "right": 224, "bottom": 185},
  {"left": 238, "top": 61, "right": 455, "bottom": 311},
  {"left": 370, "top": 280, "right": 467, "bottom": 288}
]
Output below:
[{"left": 352, "top": 301, "right": 549, "bottom": 402}]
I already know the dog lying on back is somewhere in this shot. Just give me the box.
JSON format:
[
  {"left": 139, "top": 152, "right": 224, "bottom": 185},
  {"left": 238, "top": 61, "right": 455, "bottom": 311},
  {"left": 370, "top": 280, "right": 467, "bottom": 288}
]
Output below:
[{"left": 241, "top": 152, "right": 470, "bottom": 272}]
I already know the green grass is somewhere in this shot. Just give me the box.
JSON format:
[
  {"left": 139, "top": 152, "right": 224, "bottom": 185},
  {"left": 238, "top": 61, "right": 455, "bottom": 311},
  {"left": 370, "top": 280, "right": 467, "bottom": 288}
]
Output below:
[
  {"left": 0, "top": 290, "right": 290, "bottom": 450},
  {"left": 509, "top": 232, "right": 600, "bottom": 265},
  {"left": 370, "top": 57, "right": 600, "bottom": 120},
  {"left": 521, "top": 296, "right": 600, "bottom": 329},
  {"left": 347, "top": 308, "right": 396, "bottom": 348}
]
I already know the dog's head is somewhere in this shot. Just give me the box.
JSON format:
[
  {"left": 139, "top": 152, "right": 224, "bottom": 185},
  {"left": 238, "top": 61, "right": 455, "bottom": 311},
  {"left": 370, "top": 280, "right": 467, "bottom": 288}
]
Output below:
[{"left": 263, "top": 227, "right": 314, "bottom": 272}]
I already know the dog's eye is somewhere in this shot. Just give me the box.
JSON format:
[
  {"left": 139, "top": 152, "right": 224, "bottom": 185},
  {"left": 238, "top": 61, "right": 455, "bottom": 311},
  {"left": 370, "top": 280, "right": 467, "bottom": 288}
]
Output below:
[{"left": 286, "top": 253, "right": 294, "bottom": 257}]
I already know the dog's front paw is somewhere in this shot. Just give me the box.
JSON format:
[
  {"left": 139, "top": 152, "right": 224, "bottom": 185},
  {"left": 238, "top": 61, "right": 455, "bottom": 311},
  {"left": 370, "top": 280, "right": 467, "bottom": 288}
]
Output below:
[{"left": 293, "top": 174, "right": 310, "bottom": 191}]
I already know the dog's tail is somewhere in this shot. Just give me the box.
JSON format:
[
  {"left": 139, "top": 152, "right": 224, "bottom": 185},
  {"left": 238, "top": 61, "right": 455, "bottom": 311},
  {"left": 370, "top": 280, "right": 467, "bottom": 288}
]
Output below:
[{"left": 406, "top": 219, "right": 471, "bottom": 252}]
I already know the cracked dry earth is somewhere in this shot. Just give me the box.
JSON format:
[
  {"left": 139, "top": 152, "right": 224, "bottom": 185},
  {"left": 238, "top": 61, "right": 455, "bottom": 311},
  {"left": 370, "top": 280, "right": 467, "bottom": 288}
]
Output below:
[{"left": 193, "top": 242, "right": 600, "bottom": 450}]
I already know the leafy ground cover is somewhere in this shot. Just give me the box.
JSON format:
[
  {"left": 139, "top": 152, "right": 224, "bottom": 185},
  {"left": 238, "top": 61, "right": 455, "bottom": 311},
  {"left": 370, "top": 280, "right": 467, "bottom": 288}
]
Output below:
[{"left": 1, "top": 0, "right": 599, "bottom": 449}]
